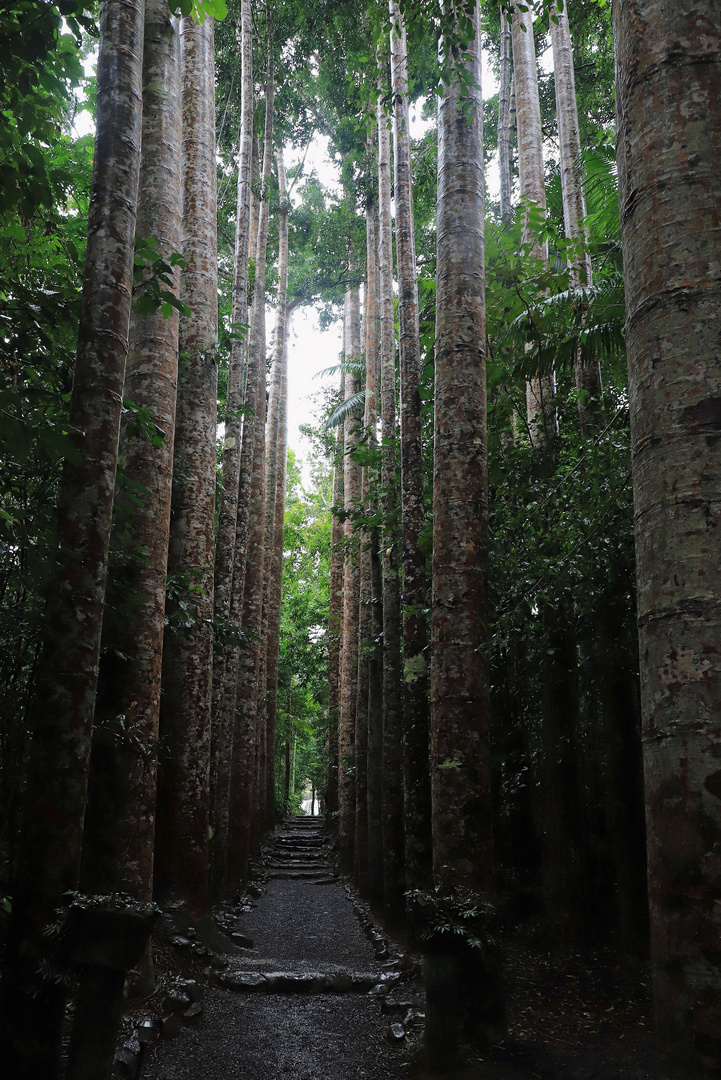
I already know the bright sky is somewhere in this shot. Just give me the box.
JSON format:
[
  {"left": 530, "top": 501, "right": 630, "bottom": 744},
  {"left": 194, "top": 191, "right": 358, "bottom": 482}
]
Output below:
[
  {"left": 283, "top": 50, "right": 503, "bottom": 482},
  {"left": 73, "top": 43, "right": 509, "bottom": 485}
]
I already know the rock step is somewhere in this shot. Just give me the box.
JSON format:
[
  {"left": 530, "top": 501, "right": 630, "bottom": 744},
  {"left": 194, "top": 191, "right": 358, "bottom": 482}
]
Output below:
[
  {"left": 267, "top": 869, "right": 333, "bottom": 880},
  {"left": 274, "top": 835, "right": 324, "bottom": 844},
  {"left": 220, "top": 971, "right": 391, "bottom": 993},
  {"left": 266, "top": 858, "right": 329, "bottom": 868}
]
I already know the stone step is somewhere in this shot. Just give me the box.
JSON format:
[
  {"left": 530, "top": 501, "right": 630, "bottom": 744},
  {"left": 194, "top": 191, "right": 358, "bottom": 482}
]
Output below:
[
  {"left": 266, "top": 860, "right": 329, "bottom": 870},
  {"left": 267, "top": 869, "right": 332, "bottom": 880},
  {"left": 220, "top": 970, "right": 383, "bottom": 993},
  {"left": 273, "top": 838, "right": 323, "bottom": 846}
]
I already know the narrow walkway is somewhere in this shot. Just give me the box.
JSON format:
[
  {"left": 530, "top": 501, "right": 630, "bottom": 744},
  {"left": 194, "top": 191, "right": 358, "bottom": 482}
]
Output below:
[{"left": 142, "top": 817, "right": 416, "bottom": 1080}]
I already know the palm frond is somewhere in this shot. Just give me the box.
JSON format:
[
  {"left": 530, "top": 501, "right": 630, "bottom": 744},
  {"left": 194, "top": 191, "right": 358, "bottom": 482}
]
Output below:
[
  {"left": 499, "top": 278, "right": 626, "bottom": 376},
  {"left": 325, "top": 389, "right": 367, "bottom": 429},
  {"left": 313, "top": 358, "right": 367, "bottom": 381},
  {"left": 580, "top": 146, "right": 620, "bottom": 246}
]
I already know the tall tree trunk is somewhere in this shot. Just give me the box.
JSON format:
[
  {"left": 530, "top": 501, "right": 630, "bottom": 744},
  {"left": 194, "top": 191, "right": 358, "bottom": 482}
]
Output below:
[
  {"left": 498, "top": 8, "right": 513, "bottom": 220},
  {"left": 367, "top": 527, "right": 385, "bottom": 912},
  {"left": 549, "top": 3, "right": 603, "bottom": 432},
  {"left": 390, "top": 0, "right": 433, "bottom": 901},
  {"left": 613, "top": 1, "right": 721, "bottom": 1072},
  {"left": 327, "top": 420, "right": 344, "bottom": 817},
  {"left": 154, "top": 12, "right": 217, "bottom": 917},
  {"left": 227, "top": 68, "right": 274, "bottom": 887},
  {"left": 430, "top": 1, "right": 504, "bottom": 1049},
  {"left": 261, "top": 147, "right": 290, "bottom": 835},
  {"left": 363, "top": 171, "right": 384, "bottom": 912},
  {"left": 79, "top": 0, "right": 181, "bottom": 910},
  {"left": 511, "top": 3, "right": 555, "bottom": 442},
  {"left": 211, "top": 0, "right": 253, "bottom": 895},
  {"left": 355, "top": 161, "right": 380, "bottom": 897},
  {"left": 433, "top": 0, "right": 490, "bottom": 898},
  {"left": 0, "top": 3, "right": 144, "bottom": 1074},
  {"left": 338, "top": 286, "right": 362, "bottom": 873},
  {"left": 377, "top": 92, "right": 405, "bottom": 929}
]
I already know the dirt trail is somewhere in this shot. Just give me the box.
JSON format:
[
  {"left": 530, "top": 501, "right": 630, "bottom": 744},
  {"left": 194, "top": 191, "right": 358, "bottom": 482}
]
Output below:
[
  {"left": 137, "top": 815, "right": 658, "bottom": 1080},
  {"left": 141, "top": 815, "right": 418, "bottom": 1080}
]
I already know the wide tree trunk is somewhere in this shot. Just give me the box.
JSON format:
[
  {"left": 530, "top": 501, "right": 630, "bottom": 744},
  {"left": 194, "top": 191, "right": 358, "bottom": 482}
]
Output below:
[
  {"left": 430, "top": 2, "right": 504, "bottom": 1051},
  {"left": 154, "top": 12, "right": 217, "bottom": 917},
  {"left": 549, "top": 3, "right": 603, "bottom": 432},
  {"left": 261, "top": 147, "right": 290, "bottom": 834},
  {"left": 511, "top": 3, "right": 555, "bottom": 442},
  {"left": 338, "top": 286, "right": 362, "bottom": 873},
  {"left": 433, "top": 0, "right": 490, "bottom": 899},
  {"left": 210, "top": 0, "right": 253, "bottom": 895},
  {"left": 498, "top": 8, "right": 513, "bottom": 220},
  {"left": 79, "top": 0, "right": 181, "bottom": 910},
  {"left": 0, "top": 3, "right": 144, "bottom": 1074},
  {"left": 390, "top": 0, "right": 433, "bottom": 900},
  {"left": 77, "top": 8, "right": 180, "bottom": 1016},
  {"left": 227, "top": 69, "right": 274, "bottom": 887},
  {"left": 377, "top": 91, "right": 405, "bottom": 929},
  {"left": 613, "top": 0, "right": 721, "bottom": 1072}
]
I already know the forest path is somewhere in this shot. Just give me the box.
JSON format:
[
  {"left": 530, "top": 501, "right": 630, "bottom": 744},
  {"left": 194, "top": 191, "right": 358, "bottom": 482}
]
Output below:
[{"left": 141, "top": 816, "right": 416, "bottom": 1080}]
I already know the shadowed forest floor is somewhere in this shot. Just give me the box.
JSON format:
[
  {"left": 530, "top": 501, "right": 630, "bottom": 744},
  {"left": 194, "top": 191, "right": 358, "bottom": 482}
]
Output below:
[{"left": 134, "top": 817, "right": 657, "bottom": 1080}]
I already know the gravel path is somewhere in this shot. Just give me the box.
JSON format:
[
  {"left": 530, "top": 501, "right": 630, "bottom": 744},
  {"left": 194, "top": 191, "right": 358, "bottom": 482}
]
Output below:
[{"left": 141, "top": 817, "right": 416, "bottom": 1080}]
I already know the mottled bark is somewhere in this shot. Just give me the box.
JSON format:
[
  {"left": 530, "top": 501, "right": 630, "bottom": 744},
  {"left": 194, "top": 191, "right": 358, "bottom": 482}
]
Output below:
[
  {"left": 498, "top": 8, "right": 513, "bottom": 220},
  {"left": 227, "top": 70, "right": 274, "bottom": 887},
  {"left": 338, "top": 287, "right": 362, "bottom": 873},
  {"left": 261, "top": 148, "right": 289, "bottom": 834},
  {"left": 613, "top": 0, "right": 721, "bottom": 1072},
  {"left": 511, "top": 3, "right": 555, "bottom": 442},
  {"left": 0, "top": 3, "right": 144, "bottom": 1074},
  {"left": 390, "top": 0, "right": 433, "bottom": 899},
  {"left": 210, "top": 0, "right": 253, "bottom": 892},
  {"left": 432, "top": 1, "right": 490, "bottom": 894},
  {"left": 377, "top": 94, "right": 405, "bottom": 928},
  {"left": 355, "top": 170, "right": 380, "bottom": 896},
  {"left": 550, "top": 4, "right": 603, "bottom": 432},
  {"left": 364, "top": 178, "right": 384, "bottom": 910},
  {"left": 430, "top": 4, "right": 505, "bottom": 1048},
  {"left": 366, "top": 183, "right": 382, "bottom": 911},
  {"left": 248, "top": 131, "right": 261, "bottom": 270},
  {"left": 327, "top": 421, "right": 344, "bottom": 817},
  {"left": 367, "top": 529, "right": 385, "bottom": 912},
  {"left": 154, "top": 13, "right": 217, "bottom": 916},
  {"left": 80, "top": 0, "right": 181, "bottom": 907}
]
